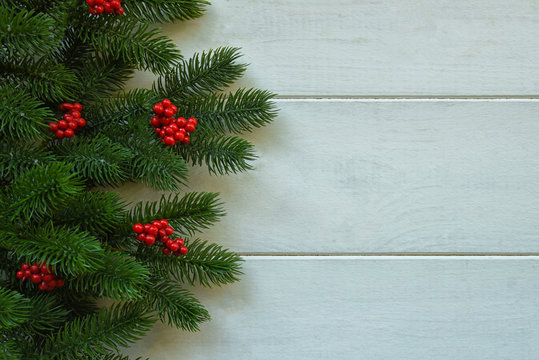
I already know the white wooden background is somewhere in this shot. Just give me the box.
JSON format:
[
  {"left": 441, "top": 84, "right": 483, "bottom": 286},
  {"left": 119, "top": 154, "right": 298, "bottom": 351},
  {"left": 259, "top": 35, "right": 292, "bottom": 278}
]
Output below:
[{"left": 123, "top": 1, "right": 539, "bottom": 358}]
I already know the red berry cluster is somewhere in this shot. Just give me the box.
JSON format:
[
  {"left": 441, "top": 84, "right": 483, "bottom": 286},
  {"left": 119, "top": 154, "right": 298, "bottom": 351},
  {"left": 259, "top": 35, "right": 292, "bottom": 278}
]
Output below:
[
  {"left": 151, "top": 99, "right": 197, "bottom": 147},
  {"left": 16, "top": 262, "right": 64, "bottom": 291},
  {"left": 48, "top": 103, "right": 86, "bottom": 139},
  {"left": 86, "top": 0, "right": 124, "bottom": 15},
  {"left": 132, "top": 219, "right": 188, "bottom": 256}
]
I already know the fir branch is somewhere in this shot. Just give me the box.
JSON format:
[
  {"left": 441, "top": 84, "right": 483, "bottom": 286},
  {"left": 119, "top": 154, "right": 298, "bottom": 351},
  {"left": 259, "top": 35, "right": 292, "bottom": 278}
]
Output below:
[
  {"left": 136, "top": 239, "right": 243, "bottom": 287},
  {"left": 9, "top": 223, "right": 105, "bottom": 276},
  {"left": 153, "top": 47, "right": 246, "bottom": 100},
  {"left": 68, "top": 251, "right": 149, "bottom": 300},
  {"left": 142, "top": 280, "right": 210, "bottom": 331},
  {"left": 78, "top": 17, "right": 180, "bottom": 74},
  {"left": 54, "top": 135, "right": 132, "bottom": 187},
  {"left": 123, "top": 0, "right": 209, "bottom": 23},
  {"left": 128, "top": 192, "right": 225, "bottom": 236},
  {"left": 46, "top": 27, "right": 94, "bottom": 69},
  {"left": 0, "top": 5, "right": 61, "bottom": 58},
  {"left": 53, "top": 191, "right": 127, "bottom": 238},
  {"left": 41, "top": 303, "right": 154, "bottom": 359},
  {"left": 0, "top": 287, "right": 31, "bottom": 330},
  {"left": 22, "top": 294, "right": 70, "bottom": 333},
  {"left": 1, "top": 163, "right": 84, "bottom": 222},
  {"left": 0, "top": 143, "right": 56, "bottom": 183},
  {"left": 0, "top": 338, "right": 22, "bottom": 360},
  {"left": 0, "top": 86, "right": 54, "bottom": 141},
  {"left": 186, "top": 88, "right": 278, "bottom": 134},
  {"left": 0, "top": 58, "right": 78, "bottom": 102},
  {"left": 177, "top": 131, "right": 257, "bottom": 174}
]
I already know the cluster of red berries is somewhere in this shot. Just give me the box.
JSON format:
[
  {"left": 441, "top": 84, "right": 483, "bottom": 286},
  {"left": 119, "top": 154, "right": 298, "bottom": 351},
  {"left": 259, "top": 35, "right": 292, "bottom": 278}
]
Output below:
[
  {"left": 48, "top": 102, "right": 86, "bottom": 139},
  {"left": 16, "top": 262, "right": 64, "bottom": 291},
  {"left": 86, "top": 0, "right": 124, "bottom": 15},
  {"left": 151, "top": 99, "right": 197, "bottom": 147},
  {"left": 132, "top": 219, "right": 188, "bottom": 256}
]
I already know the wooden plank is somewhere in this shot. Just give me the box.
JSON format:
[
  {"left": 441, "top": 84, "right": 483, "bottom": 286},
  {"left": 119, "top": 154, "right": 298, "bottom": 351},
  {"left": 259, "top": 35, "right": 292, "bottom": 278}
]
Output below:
[
  {"left": 118, "top": 100, "right": 539, "bottom": 253},
  {"left": 128, "top": 0, "right": 539, "bottom": 95},
  {"left": 123, "top": 256, "right": 539, "bottom": 359}
]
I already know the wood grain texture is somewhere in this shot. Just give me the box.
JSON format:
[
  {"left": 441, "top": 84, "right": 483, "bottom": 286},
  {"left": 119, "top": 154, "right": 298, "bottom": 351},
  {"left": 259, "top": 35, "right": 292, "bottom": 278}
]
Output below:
[
  {"left": 118, "top": 100, "right": 539, "bottom": 253},
  {"left": 127, "top": 0, "right": 539, "bottom": 96},
  {"left": 123, "top": 256, "right": 539, "bottom": 360}
]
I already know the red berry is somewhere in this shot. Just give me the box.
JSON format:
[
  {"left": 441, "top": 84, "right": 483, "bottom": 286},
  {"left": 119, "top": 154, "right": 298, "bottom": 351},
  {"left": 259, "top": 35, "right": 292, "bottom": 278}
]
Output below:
[
  {"left": 159, "top": 130, "right": 166, "bottom": 138},
  {"left": 132, "top": 223, "right": 144, "bottom": 233},
  {"left": 160, "top": 219, "right": 169, "bottom": 226},
  {"left": 30, "top": 265, "right": 39, "bottom": 273},
  {"left": 164, "top": 136, "right": 175, "bottom": 146},
  {"left": 160, "top": 116, "right": 171, "bottom": 125},
  {"left": 169, "top": 104, "right": 178, "bottom": 114},
  {"left": 61, "top": 103, "right": 73, "bottom": 111},
  {"left": 153, "top": 103, "right": 164, "bottom": 115},
  {"left": 181, "top": 136, "right": 190, "bottom": 144},
  {"left": 77, "top": 118, "right": 86, "bottom": 127},
  {"left": 21, "top": 263, "right": 29, "bottom": 270},
  {"left": 117, "top": 7, "right": 124, "bottom": 15},
  {"left": 73, "top": 103, "right": 82, "bottom": 111},
  {"left": 68, "top": 121, "right": 78, "bottom": 130},
  {"left": 110, "top": 0, "right": 120, "bottom": 8},
  {"left": 42, "top": 274, "right": 52, "bottom": 282},
  {"left": 64, "top": 129, "right": 75, "bottom": 138},
  {"left": 49, "top": 122, "right": 58, "bottom": 131},
  {"left": 179, "top": 246, "right": 188, "bottom": 255},
  {"left": 165, "top": 226, "right": 174, "bottom": 235},
  {"left": 40, "top": 265, "right": 49, "bottom": 274},
  {"left": 31, "top": 274, "right": 41, "bottom": 283},
  {"left": 169, "top": 123, "right": 178, "bottom": 132},
  {"left": 162, "top": 248, "right": 171, "bottom": 256},
  {"left": 94, "top": 5, "right": 104, "bottom": 14},
  {"left": 24, "top": 270, "right": 31, "bottom": 278},
  {"left": 151, "top": 117, "right": 161, "bottom": 127},
  {"left": 104, "top": 3, "right": 113, "bottom": 13},
  {"left": 144, "top": 223, "right": 151, "bottom": 232},
  {"left": 63, "top": 114, "right": 73, "bottom": 122},
  {"left": 137, "top": 233, "right": 146, "bottom": 241},
  {"left": 56, "top": 279, "right": 64, "bottom": 288},
  {"left": 163, "top": 108, "right": 175, "bottom": 118},
  {"left": 185, "top": 123, "right": 195, "bottom": 133},
  {"left": 70, "top": 111, "right": 81, "bottom": 119},
  {"left": 147, "top": 226, "right": 158, "bottom": 235},
  {"left": 175, "top": 238, "right": 184, "bottom": 246},
  {"left": 89, "top": 7, "right": 96, "bottom": 14},
  {"left": 48, "top": 280, "right": 57, "bottom": 288},
  {"left": 176, "top": 117, "right": 187, "bottom": 128},
  {"left": 152, "top": 220, "right": 163, "bottom": 229},
  {"left": 159, "top": 236, "right": 169, "bottom": 243},
  {"left": 177, "top": 128, "right": 187, "bottom": 135},
  {"left": 16, "top": 271, "right": 24, "bottom": 279},
  {"left": 168, "top": 242, "right": 179, "bottom": 252},
  {"left": 144, "top": 235, "right": 156, "bottom": 246},
  {"left": 165, "top": 239, "right": 173, "bottom": 247},
  {"left": 154, "top": 127, "right": 161, "bottom": 134},
  {"left": 55, "top": 130, "right": 64, "bottom": 139},
  {"left": 161, "top": 99, "right": 172, "bottom": 108},
  {"left": 86, "top": 0, "right": 95, "bottom": 4},
  {"left": 39, "top": 282, "right": 47, "bottom": 291},
  {"left": 94, "top": 0, "right": 104, "bottom": 4},
  {"left": 158, "top": 228, "right": 167, "bottom": 237},
  {"left": 174, "top": 131, "right": 185, "bottom": 141},
  {"left": 58, "top": 120, "right": 68, "bottom": 129},
  {"left": 188, "top": 117, "right": 197, "bottom": 126}
]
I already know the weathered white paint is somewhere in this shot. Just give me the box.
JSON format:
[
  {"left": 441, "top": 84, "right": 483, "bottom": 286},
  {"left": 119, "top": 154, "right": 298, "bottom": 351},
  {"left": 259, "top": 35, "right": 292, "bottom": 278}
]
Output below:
[
  {"left": 123, "top": 256, "right": 539, "bottom": 360},
  {"left": 127, "top": 0, "right": 539, "bottom": 96},
  {"left": 118, "top": 99, "right": 539, "bottom": 253}
]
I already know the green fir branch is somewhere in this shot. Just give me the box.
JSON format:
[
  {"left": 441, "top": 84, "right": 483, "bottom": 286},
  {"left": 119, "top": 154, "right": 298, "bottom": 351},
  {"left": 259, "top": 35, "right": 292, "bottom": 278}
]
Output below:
[
  {"left": 142, "top": 280, "right": 210, "bottom": 331},
  {"left": 41, "top": 303, "right": 154, "bottom": 359},
  {"left": 186, "top": 88, "right": 278, "bottom": 134},
  {"left": 0, "top": 287, "right": 31, "bottom": 330},
  {"left": 0, "top": 58, "right": 78, "bottom": 102},
  {"left": 123, "top": 0, "right": 209, "bottom": 23},
  {"left": 78, "top": 17, "right": 180, "bottom": 74},
  {"left": 154, "top": 47, "right": 246, "bottom": 100},
  {"left": 177, "top": 130, "right": 257, "bottom": 174},
  {"left": 22, "top": 294, "right": 70, "bottom": 333},
  {"left": 8, "top": 223, "right": 105, "bottom": 276},
  {"left": 0, "top": 5, "right": 61, "bottom": 58},
  {"left": 128, "top": 192, "right": 225, "bottom": 236},
  {"left": 55, "top": 135, "right": 132, "bottom": 187},
  {"left": 0, "top": 86, "right": 54, "bottom": 141},
  {"left": 136, "top": 239, "right": 243, "bottom": 287},
  {"left": 0, "top": 143, "right": 56, "bottom": 183},
  {"left": 68, "top": 251, "right": 149, "bottom": 300},
  {"left": 1, "top": 163, "right": 84, "bottom": 222}
]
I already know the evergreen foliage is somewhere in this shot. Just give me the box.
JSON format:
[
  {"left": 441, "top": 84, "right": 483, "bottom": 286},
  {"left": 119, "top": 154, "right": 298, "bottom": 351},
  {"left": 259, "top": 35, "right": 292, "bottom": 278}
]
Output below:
[{"left": 0, "top": 0, "right": 276, "bottom": 358}]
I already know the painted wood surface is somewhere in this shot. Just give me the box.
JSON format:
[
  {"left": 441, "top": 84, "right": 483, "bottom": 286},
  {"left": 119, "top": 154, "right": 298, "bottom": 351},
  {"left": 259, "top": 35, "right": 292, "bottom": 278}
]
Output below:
[
  {"left": 127, "top": 0, "right": 539, "bottom": 96},
  {"left": 124, "top": 256, "right": 539, "bottom": 360},
  {"left": 118, "top": 99, "right": 539, "bottom": 253}
]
